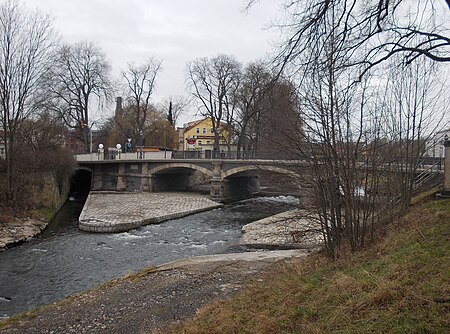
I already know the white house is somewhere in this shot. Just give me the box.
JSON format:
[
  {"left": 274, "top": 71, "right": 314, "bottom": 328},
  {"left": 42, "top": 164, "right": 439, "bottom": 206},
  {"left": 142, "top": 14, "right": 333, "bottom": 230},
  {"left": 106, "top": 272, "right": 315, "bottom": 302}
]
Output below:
[{"left": 425, "top": 129, "right": 449, "bottom": 158}]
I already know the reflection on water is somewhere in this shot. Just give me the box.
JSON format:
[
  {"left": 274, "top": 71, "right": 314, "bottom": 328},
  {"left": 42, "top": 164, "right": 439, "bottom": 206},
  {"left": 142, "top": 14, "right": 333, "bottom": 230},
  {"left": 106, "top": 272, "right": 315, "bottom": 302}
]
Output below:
[{"left": 0, "top": 195, "right": 298, "bottom": 318}]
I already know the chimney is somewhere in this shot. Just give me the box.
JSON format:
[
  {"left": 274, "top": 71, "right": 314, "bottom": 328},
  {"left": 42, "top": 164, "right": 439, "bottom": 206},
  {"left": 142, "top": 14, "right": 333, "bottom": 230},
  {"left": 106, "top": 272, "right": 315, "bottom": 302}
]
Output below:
[{"left": 115, "top": 97, "right": 123, "bottom": 116}]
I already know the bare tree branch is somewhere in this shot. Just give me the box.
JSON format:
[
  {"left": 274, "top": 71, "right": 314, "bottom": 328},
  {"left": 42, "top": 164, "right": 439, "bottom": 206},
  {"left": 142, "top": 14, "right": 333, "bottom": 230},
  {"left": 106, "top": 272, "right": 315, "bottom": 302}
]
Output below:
[
  {"left": 47, "top": 41, "right": 113, "bottom": 152},
  {"left": 121, "top": 58, "right": 162, "bottom": 147},
  {"left": 186, "top": 54, "right": 241, "bottom": 152},
  {"left": 0, "top": 0, "right": 57, "bottom": 200}
]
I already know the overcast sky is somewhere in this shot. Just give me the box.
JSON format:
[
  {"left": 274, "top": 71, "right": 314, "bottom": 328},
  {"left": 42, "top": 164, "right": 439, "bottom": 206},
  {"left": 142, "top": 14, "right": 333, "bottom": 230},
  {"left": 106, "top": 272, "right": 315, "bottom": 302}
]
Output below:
[{"left": 23, "top": 0, "right": 282, "bottom": 124}]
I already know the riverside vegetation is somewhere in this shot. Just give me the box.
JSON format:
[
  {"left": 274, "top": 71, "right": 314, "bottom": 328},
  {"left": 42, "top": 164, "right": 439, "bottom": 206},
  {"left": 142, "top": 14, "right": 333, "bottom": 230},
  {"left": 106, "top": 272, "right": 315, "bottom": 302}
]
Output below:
[{"left": 160, "top": 193, "right": 449, "bottom": 334}]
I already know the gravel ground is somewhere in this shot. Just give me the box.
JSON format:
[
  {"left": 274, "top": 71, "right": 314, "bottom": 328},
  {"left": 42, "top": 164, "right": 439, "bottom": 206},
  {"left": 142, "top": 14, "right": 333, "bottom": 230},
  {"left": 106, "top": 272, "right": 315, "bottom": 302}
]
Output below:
[{"left": 0, "top": 250, "right": 311, "bottom": 334}]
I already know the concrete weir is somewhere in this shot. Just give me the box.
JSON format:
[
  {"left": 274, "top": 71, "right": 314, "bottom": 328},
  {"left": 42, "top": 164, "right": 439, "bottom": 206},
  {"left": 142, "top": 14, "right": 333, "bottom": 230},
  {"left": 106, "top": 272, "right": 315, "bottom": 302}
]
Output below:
[{"left": 79, "top": 192, "right": 223, "bottom": 233}]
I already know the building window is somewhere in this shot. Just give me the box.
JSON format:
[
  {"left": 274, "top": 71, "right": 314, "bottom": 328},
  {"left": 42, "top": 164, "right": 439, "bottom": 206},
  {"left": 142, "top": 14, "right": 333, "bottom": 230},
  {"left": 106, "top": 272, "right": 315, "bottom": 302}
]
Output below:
[
  {"left": 210, "top": 128, "right": 214, "bottom": 133},
  {"left": 206, "top": 140, "right": 210, "bottom": 144},
  {"left": 202, "top": 127, "right": 206, "bottom": 134},
  {"left": 198, "top": 140, "right": 203, "bottom": 145},
  {"left": 196, "top": 128, "right": 200, "bottom": 134}
]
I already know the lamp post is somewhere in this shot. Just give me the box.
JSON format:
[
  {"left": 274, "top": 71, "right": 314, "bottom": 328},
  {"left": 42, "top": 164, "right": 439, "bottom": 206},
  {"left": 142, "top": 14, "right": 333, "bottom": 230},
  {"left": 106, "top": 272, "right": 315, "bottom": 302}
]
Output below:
[
  {"left": 116, "top": 143, "right": 122, "bottom": 160},
  {"left": 126, "top": 138, "right": 132, "bottom": 152},
  {"left": 85, "top": 119, "right": 101, "bottom": 154},
  {"left": 98, "top": 143, "right": 104, "bottom": 160},
  {"left": 182, "top": 123, "right": 187, "bottom": 159},
  {"left": 138, "top": 130, "right": 143, "bottom": 159},
  {"left": 164, "top": 130, "right": 167, "bottom": 159},
  {"left": 90, "top": 128, "right": 93, "bottom": 154}
]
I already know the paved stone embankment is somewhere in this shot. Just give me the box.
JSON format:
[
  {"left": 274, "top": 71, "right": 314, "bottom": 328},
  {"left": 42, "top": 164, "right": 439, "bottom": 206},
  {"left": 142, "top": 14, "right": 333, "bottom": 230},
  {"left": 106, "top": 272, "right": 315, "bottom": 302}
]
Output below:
[
  {"left": 240, "top": 209, "right": 323, "bottom": 249},
  {"left": 79, "top": 192, "right": 223, "bottom": 233},
  {"left": 0, "top": 219, "right": 48, "bottom": 249}
]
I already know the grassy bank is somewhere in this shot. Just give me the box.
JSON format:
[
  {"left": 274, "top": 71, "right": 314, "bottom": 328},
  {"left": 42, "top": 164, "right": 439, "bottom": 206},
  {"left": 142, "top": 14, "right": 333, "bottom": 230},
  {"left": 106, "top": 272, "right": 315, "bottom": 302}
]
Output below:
[{"left": 162, "top": 197, "right": 450, "bottom": 333}]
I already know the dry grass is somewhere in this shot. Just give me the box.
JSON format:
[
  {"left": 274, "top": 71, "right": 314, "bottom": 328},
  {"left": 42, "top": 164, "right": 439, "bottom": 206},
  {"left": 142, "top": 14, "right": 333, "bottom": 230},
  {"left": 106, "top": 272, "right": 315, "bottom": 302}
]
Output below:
[{"left": 159, "top": 196, "right": 450, "bottom": 334}]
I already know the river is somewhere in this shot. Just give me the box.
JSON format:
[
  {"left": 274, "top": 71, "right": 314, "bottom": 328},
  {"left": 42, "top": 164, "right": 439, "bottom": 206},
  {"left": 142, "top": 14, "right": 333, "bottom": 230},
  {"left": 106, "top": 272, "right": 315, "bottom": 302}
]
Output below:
[{"left": 0, "top": 195, "right": 298, "bottom": 319}]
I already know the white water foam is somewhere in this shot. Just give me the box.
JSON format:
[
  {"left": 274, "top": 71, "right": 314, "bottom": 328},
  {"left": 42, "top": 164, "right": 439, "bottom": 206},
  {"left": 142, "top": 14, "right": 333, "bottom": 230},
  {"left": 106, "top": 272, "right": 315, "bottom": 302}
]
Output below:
[
  {"left": 189, "top": 244, "right": 208, "bottom": 249},
  {"left": 112, "top": 232, "right": 148, "bottom": 240},
  {"left": 30, "top": 248, "right": 48, "bottom": 253},
  {"left": 255, "top": 195, "right": 299, "bottom": 205}
]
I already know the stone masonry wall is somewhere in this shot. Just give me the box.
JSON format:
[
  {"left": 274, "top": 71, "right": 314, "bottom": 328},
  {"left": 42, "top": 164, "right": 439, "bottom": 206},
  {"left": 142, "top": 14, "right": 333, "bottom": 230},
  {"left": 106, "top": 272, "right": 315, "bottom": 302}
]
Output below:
[{"left": 29, "top": 172, "right": 71, "bottom": 213}]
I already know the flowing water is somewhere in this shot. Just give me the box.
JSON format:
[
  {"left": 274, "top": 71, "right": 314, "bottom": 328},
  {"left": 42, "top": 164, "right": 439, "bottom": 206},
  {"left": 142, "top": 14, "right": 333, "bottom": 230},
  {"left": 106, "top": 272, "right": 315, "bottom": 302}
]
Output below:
[{"left": 0, "top": 195, "right": 298, "bottom": 319}]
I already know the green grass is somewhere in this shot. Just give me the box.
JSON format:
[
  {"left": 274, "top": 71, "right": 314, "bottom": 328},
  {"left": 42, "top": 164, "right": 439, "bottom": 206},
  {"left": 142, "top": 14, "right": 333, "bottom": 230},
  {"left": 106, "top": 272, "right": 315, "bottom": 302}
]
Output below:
[{"left": 160, "top": 197, "right": 450, "bottom": 334}]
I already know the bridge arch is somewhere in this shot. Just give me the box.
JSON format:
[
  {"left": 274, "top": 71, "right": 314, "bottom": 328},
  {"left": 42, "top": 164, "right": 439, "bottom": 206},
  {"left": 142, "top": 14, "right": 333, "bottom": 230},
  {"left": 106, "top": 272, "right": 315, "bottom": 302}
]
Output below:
[
  {"left": 149, "top": 162, "right": 213, "bottom": 178},
  {"left": 75, "top": 166, "right": 94, "bottom": 173},
  {"left": 70, "top": 167, "right": 93, "bottom": 199},
  {"left": 222, "top": 165, "right": 300, "bottom": 179}
]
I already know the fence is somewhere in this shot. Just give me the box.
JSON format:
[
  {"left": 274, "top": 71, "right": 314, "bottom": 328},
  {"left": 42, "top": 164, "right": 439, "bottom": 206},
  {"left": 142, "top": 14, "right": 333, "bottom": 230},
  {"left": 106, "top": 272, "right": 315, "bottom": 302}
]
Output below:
[{"left": 75, "top": 150, "right": 173, "bottom": 161}]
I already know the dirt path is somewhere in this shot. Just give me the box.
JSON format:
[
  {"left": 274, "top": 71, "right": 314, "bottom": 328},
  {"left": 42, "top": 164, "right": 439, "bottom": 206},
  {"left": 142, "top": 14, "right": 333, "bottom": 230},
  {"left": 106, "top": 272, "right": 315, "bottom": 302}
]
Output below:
[{"left": 0, "top": 250, "right": 311, "bottom": 334}]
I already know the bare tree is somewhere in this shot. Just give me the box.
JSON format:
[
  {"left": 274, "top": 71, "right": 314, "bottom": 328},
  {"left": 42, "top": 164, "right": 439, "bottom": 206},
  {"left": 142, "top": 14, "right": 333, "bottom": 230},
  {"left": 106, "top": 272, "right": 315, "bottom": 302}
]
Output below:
[
  {"left": 256, "top": 78, "right": 303, "bottom": 157},
  {"left": 381, "top": 57, "right": 448, "bottom": 206},
  {"left": 159, "top": 95, "right": 189, "bottom": 127},
  {"left": 11, "top": 110, "right": 75, "bottom": 209},
  {"left": 47, "top": 41, "right": 113, "bottom": 152},
  {"left": 19, "top": 111, "right": 65, "bottom": 153},
  {"left": 187, "top": 54, "right": 241, "bottom": 153},
  {"left": 258, "top": 0, "right": 448, "bottom": 257},
  {"left": 247, "top": 0, "right": 450, "bottom": 80},
  {"left": 242, "top": 0, "right": 449, "bottom": 258},
  {"left": 0, "top": 0, "right": 57, "bottom": 202},
  {"left": 121, "top": 58, "right": 162, "bottom": 149},
  {"left": 235, "top": 63, "right": 302, "bottom": 158},
  {"left": 235, "top": 62, "right": 271, "bottom": 155}
]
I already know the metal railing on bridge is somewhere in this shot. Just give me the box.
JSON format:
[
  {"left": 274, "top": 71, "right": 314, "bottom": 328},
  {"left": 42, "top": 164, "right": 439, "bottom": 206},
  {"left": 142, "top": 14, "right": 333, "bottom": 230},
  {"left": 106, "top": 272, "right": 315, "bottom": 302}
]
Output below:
[
  {"left": 75, "top": 150, "right": 303, "bottom": 162},
  {"left": 172, "top": 150, "right": 299, "bottom": 160},
  {"left": 75, "top": 150, "right": 173, "bottom": 162}
]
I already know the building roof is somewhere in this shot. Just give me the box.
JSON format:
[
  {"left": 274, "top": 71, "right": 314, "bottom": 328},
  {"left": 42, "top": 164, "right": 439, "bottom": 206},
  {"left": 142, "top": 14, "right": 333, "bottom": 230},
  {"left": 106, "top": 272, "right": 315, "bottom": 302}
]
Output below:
[{"left": 184, "top": 117, "right": 229, "bottom": 132}]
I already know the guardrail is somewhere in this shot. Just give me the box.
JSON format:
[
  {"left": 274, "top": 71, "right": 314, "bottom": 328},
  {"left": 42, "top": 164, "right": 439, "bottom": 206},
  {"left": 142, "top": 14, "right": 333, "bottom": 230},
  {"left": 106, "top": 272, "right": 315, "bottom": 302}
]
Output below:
[
  {"left": 75, "top": 151, "right": 173, "bottom": 161},
  {"left": 172, "top": 150, "right": 303, "bottom": 160},
  {"left": 75, "top": 150, "right": 299, "bottom": 161}
]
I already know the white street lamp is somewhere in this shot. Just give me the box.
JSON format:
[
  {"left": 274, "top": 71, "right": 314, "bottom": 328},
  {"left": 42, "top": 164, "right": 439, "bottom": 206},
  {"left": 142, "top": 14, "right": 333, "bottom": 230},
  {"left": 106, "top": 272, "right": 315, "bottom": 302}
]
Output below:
[
  {"left": 116, "top": 143, "right": 122, "bottom": 160},
  {"left": 98, "top": 143, "right": 104, "bottom": 160},
  {"left": 87, "top": 119, "right": 103, "bottom": 154}
]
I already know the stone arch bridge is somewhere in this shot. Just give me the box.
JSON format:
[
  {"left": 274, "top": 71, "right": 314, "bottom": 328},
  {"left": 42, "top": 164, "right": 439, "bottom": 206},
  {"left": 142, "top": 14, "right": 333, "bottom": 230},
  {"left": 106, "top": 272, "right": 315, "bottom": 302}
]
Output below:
[{"left": 76, "top": 159, "right": 307, "bottom": 202}]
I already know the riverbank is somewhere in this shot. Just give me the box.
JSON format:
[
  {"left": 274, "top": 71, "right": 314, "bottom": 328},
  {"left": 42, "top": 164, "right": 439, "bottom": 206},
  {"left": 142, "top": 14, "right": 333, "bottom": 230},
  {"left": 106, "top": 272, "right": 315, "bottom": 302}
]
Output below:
[
  {"left": 161, "top": 197, "right": 450, "bottom": 333},
  {"left": 0, "top": 249, "right": 313, "bottom": 333},
  {"left": 0, "top": 218, "right": 48, "bottom": 250}
]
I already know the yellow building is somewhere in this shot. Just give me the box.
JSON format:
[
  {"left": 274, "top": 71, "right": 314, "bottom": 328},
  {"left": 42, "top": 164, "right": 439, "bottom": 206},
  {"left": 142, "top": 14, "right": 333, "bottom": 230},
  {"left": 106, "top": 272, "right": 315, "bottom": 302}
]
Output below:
[{"left": 177, "top": 118, "right": 235, "bottom": 156}]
